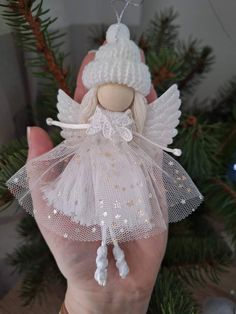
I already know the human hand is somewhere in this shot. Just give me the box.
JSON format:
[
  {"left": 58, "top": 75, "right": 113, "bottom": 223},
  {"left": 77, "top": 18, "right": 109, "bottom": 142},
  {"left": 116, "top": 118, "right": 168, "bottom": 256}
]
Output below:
[{"left": 27, "top": 49, "right": 167, "bottom": 314}]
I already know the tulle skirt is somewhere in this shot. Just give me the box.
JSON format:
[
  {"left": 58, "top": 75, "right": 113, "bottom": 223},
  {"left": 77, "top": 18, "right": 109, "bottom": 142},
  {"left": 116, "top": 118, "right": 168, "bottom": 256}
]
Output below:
[{"left": 6, "top": 134, "right": 203, "bottom": 243}]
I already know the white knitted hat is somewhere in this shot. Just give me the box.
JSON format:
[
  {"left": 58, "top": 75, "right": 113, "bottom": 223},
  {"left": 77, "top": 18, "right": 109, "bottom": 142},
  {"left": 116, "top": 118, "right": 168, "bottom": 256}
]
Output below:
[{"left": 82, "top": 23, "right": 151, "bottom": 96}]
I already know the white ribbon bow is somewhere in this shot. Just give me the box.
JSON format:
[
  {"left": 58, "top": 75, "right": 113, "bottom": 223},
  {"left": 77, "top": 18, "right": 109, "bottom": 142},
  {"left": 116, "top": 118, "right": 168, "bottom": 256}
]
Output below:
[{"left": 87, "top": 107, "right": 133, "bottom": 142}]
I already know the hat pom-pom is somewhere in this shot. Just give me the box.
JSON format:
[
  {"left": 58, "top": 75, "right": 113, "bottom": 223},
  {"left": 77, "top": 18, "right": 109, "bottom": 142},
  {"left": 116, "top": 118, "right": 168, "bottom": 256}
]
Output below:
[{"left": 106, "top": 23, "right": 130, "bottom": 43}]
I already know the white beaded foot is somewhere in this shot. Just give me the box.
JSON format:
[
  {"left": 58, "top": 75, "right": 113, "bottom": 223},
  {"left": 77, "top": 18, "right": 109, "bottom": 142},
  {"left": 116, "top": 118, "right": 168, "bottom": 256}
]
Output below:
[{"left": 113, "top": 244, "right": 129, "bottom": 279}]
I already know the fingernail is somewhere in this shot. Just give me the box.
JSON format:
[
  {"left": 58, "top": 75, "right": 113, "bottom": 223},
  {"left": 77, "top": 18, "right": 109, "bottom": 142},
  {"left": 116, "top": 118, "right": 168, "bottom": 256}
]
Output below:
[{"left": 27, "top": 127, "right": 31, "bottom": 147}]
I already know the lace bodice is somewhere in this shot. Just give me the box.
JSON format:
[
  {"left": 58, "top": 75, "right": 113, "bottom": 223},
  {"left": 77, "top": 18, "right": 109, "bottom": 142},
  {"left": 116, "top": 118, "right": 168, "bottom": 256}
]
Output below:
[{"left": 86, "top": 106, "right": 134, "bottom": 142}]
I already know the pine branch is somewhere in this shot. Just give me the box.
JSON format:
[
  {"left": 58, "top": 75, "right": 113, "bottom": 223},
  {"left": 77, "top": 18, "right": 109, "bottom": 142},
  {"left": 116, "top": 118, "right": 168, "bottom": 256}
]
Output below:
[
  {"left": 6, "top": 215, "right": 65, "bottom": 306},
  {"left": 88, "top": 24, "right": 107, "bottom": 48},
  {"left": 178, "top": 43, "right": 214, "bottom": 93},
  {"left": 142, "top": 9, "right": 214, "bottom": 94},
  {"left": 207, "top": 178, "right": 236, "bottom": 245},
  {"left": 144, "top": 8, "right": 179, "bottom": 54},
  {"left": 16, "top": 214, "right": 41, "bottom": 240},
  {"left": 17, "top": 0, "right": 65, "bottom": 89},
  {"left": 212, "top": 179, "right": 236, "bottom": 200},
  {"left": 164, "top": 216, "right": 232, "bottom": 286},
  {"left": 0, "top": 138, "right": 28, "bottom": 206},
  {"left": 148, "top": 269, "right": 198, "bottom": 314},
  {"left": 146, "top": 48, "right": 184, "bottom": 94},
  {"left": 218, "top": 126, "right": 236, "bottom": 154},
  {"left": 0, "top": 0, "right": 71, "bottom": 95},
  {"left": 174, "top": 116, "right": 221, "bottom": 182},
  {"left": 209, "top": 77, "right": 236, "bottom": 122},
  {"left": 0, "top": 131, "right": 60, "bottom": 210}
]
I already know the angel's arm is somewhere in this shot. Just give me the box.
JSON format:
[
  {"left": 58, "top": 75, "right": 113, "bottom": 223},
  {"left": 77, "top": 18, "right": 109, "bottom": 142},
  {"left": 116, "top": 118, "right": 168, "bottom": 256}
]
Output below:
[
  {"left": 46, "top": 118, "right": 90, "bottom": 130},
  {"left": 134, "top": 131, "right": 181, "bottom": 156}
]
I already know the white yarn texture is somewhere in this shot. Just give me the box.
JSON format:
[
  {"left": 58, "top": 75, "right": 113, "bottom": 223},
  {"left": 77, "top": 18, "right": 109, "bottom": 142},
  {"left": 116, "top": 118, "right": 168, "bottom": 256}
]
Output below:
[
  {"left": 82, "top": 23, "right": 151, "bottom": 96},
  {"left": 113, "top": 245, "right": 129, "bottom": 278},
  {"left": 94, "top": 244, "right": 108, "bottom": 286},
  {"left": 6, "top": 85, "right": 203, "bottom": 244}
]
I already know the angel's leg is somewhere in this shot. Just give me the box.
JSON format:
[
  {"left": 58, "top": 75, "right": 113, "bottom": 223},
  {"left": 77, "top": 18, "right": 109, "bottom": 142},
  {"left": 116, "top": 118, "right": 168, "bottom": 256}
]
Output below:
[
  {"left": 94, "top": 227, "right": 108, "bottom": 286},
  {"left": 109, "top": 227, "right": 129, "bottom": 279}
]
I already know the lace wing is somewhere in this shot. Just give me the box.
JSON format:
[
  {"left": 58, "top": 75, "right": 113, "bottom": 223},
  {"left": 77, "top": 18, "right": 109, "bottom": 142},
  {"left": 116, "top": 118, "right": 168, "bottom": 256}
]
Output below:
[
  {"left": 143, "top": 84, "right": 181, "bottom": 147},
  {"left": 57, "top": 89, "right": 82, "bottom": 139}
]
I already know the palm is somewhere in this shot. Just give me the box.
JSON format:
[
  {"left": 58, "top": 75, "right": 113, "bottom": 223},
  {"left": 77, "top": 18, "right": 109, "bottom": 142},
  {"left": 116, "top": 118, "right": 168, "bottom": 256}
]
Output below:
[{"left": 41, "top": 224, "right": 167, "bottom": 291}]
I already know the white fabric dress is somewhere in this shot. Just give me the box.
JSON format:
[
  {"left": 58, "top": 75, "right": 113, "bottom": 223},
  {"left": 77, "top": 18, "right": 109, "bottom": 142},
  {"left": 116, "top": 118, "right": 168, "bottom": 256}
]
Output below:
[{"left": 7, "top": 85, "right": 203, "bottom": 244}]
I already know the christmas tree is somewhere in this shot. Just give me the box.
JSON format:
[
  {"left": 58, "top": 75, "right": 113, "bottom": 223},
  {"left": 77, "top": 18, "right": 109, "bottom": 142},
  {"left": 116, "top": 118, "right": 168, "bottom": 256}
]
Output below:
[{"left": 0, "top": 1, "right": 236, "bottom": 313}]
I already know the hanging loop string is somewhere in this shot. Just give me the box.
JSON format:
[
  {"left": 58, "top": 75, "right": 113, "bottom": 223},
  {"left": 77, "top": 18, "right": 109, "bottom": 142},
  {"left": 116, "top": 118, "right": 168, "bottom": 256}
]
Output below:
[{"left": 110, "top": 0, "right": 144, "bottom": 24}]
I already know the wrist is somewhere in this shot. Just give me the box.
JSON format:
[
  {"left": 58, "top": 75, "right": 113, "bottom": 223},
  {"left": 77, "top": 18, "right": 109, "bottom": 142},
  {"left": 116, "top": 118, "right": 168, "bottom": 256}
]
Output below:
[{"left": 64, "top": 283, "right": 151, "bottom": 314}]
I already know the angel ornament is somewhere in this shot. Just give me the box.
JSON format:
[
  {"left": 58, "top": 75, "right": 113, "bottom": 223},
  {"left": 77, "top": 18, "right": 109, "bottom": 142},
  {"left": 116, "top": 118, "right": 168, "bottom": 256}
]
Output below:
[{"left": 7, "top": 23, "right": 203, "bottom": 286}]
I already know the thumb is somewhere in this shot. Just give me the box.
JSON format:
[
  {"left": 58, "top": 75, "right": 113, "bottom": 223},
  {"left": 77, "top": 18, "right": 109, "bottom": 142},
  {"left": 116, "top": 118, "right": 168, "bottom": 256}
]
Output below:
[{"left": 27, "top": 127, "right": 53, "bottom": 160}]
